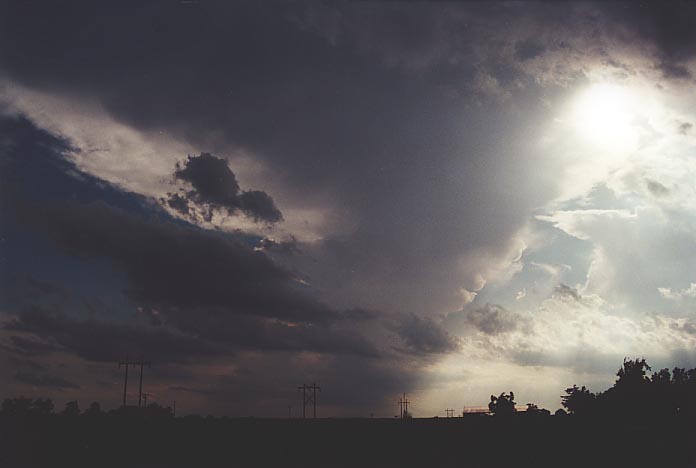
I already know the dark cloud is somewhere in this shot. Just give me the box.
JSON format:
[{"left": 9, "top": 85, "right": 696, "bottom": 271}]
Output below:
[
  {"left": 553, "top": 283, "right": 582, "bottom": 302},
  {"left": 5, "top": 307, "right": 223, "bottom": 363},
  {"left": 164, "top": 192, "right": 190, "bottom": 215},
  {"left": 2, "top": 9, "right": 544, "bottom": 256},
  {"left": 258, "top": 237, "right": 300, "bottom": 255},
  {"left": 175, "top": 153, "right": 241, "bottom": 205},
  {"left": 4, "top": 2, "right": 694, "bottom": 414},
  {"left": 603, "top": 2, "right": 696, "bottom": 79},
  {"left": 171, "top": 153, "right": 282, "bottom": 223},
  {"left": 657, "top": 61, "right": 692, "bottom": 80},
  {"left": 5, "top": 302, "right": 382, "bottom": 363},
  {"left": 13, "top": 198, "right": 328, "bottom": 323},
  {"left": 14, "top": 371, "right": 80, "bottom": 389},
  {"left": 5, "top": 334, "right": 61, "bottom": 356},
  {"left": 172, "top": 353, "right": 419, "bottom": 417},
  {"left": 670, "top": 320, "right": 696, "bottom": 336},
  {"left": 6, "top": 356, "right": 47, "bottom": 371},
  {"left": 511, "top": 347, "right": 622, "bottom": 375},
  {"left": 395, "top": 314, "right": 459, "bottom": 355},
  {"left": 0, "top": 114, "right": 387, "bottom": 368},
  {"left": 514, "top": 39, "right": 545, "bottom": 61},
  {"left": 678, "top": 121, "right": 693, "bottom": 135},
  {"left": 645, "top": 178, "right": 669, "bottom": 197},
  {"left": 22, "top": 276, "right": 71, "bottom": 298},
  {"left": 237, "top": 190, "right": 282, "bottom": 223},
  {"left": 445, "top": 303, "right": 519, "bottom": 336},
  {"left": 181, "top": 313, "right": 381, "bottom": 357},
  {"left": 0, "top": 1, "right": 581, "bottom": 319}
]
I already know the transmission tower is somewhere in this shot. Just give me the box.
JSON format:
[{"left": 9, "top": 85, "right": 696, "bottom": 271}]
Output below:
[
  {"left": 298, "top": 383, "right": 321, "bottom": 418},
  {"left": 445, "top": 408, "right": 454, "bottom": 418}
]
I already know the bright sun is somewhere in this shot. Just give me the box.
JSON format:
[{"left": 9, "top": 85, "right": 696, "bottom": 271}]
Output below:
[{"left": 571, "top": 83, "right": 638, "bottom": 153}]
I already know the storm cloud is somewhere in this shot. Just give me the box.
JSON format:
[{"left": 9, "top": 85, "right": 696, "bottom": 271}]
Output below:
[
  {"left": 170, "top": 152, "right": 282, "bottom": 223},
  {"left": 14, "top": 371, "right": 80, "bottom": 390},
  {"left": 3, "top": 1, "right": 696, "bottom": 415},
  {"left": 445, "top": 304, "right": 521, "bottom": 336}
]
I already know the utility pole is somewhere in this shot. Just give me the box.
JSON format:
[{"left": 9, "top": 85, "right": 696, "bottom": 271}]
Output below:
[
  {"left": 137, "top": 357, "right": 151, "bottom": 407},
  {"left": 119, "top": 355, "right": 130, "bottom": 407},
  {"left": 299, "top": 385, "right": 306, "bottom": 418},
  {"left": 399, "top": 393, "right": 410, "bottom": 419},
  {"left": 118, "top": 356, "right": 151, "bottom": 407},
  {"left": 298, "top": 383, "right": 321, "bottom": 418},
  {"left": 311, "top": 383, "right": 319, "bottom": 418},
  {"left": 118, "top": 356, "right": 137, "bottom": 407},
  {"left": 446, "top": 408, "right": 454, "bottom": 418}
]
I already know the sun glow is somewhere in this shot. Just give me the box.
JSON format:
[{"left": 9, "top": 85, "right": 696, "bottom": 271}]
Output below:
[{"left": 571, "top": 83, "right": 639, "bottom": 153}]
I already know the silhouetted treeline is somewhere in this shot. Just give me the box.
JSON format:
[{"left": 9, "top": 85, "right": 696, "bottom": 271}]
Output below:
[
  {"left": 1, "top": 358, "right": 695, "bottom": 468},
  {"left": 561, "top": 358, "right": 696, "bottom": 419},
  {"left": 1, "top": 397, "right": 174, "bottom": 419}
]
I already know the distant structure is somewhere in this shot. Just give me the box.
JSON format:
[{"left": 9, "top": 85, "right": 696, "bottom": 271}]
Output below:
[
  {"left": 298, "top": 383, "right": 321, "bottom": 418},
  {"left": 462, "top": 406, "right": 492, "bottom": 415},
  {"left": 118, "top": 355, "right": 151, "bottom": 407},
  {"left": 445, "top": 408, "right": 454, "bottom": 418},
  {"left": 398, "top": 393, "right": 411, "bottom": 419}
]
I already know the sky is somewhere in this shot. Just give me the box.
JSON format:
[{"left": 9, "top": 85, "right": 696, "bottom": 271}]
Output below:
[{"left": 2, "top": 0, "right": 696, "bottom": 417}]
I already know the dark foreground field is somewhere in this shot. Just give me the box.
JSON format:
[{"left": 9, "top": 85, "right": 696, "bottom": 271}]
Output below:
[{"left": 2, "top": 414, "right": 696, "bottom": 468}]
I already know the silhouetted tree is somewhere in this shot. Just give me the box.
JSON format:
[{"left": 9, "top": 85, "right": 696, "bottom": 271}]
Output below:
[
  {"left": 525, "top": 403, "right": 550, "bottom": 416},
  {"left": 651, "top": 368, "right": 671, "bottom": 384},
  {"left": 672, "top": 367, "right": 687, "bottom": 385},
  {"left": 650, "top": 368, "right": 675, "bottom": 415},
  {"left": 561, "top": 385, "right": 596, "bottom": 415},
  {"left": 488, "top": 392, "right": 516, "bottom": 415},
  {"left": 62, "top": 400, "right": 80, "bottom": 417},
  {"left": 144, "top": 402, "right": 175, "bottom": 419},
  {"left": 600, "top": 358, "right": 653, "bottom": 419},
  {"left": 670, "top": 366, "right": 696, "bottom": 416},
  {"left": 1, "top": 397, "right": 54, "bottom": 416},
  {"left": 1, "top": 397, "right": 33, "bottom": 416},
  {"left": 31, "top": 398, "right": 54, "bottom": 415},
  {"left": 83, "top": 401, "right": 102, "bottom": 416},
  {"left": 615, "top": 357, "right": 651, "bottom": 387}
]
